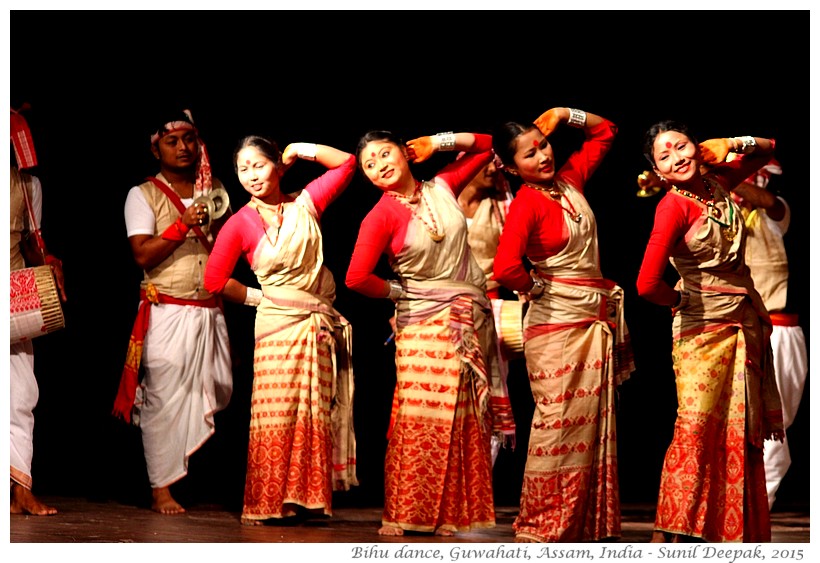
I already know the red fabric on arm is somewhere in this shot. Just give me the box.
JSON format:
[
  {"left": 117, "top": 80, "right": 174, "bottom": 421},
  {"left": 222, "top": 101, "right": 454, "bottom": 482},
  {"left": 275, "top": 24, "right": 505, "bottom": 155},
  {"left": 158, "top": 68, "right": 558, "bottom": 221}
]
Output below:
[
  {"left": 494, "top": 191, "right": 540, "bottom": 292},
  {"left": 494, "top": 188, "right": 571, "bottom": 293},
  {"left": 345, "top": 200, "right": 400, "bottom": 297},
  {"left": 204, "top": 207, "right": 259, "bottom": 294},
  {"left": 305, "top": 154, "right": 356, "bottom": 215},
  {"left": 559, "top": 119, "right": 617, "bottom": 196},
  {"left": 435, "top": 135, "right": 494, "bottom": 197},
  {"left": 636, "top": 194, "right": 698, "bottom": 305}
]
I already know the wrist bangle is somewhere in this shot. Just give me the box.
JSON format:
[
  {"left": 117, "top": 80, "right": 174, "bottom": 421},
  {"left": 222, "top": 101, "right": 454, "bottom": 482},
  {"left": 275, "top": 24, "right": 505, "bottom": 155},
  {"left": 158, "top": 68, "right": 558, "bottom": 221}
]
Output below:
[
  {"left": 733, "top": 136, "right": 756, "bottom": 154},
  {"left": 529, "top": 274, "right": 545, "bottom": 297},
  {"left": 434, "top": 132, "right": 456, "bottom": 151},
  {"left": 387, "top": 279, "right": 404, "bottom": 300},
  {"left": 567, "top": 108, "right": 587, "bottom": 128},
  {"left": 294, "top": 143, "right": 317, "bottom": 161},
  {"left": 244, "top": 287, "right": 263, "bottom": 307}
]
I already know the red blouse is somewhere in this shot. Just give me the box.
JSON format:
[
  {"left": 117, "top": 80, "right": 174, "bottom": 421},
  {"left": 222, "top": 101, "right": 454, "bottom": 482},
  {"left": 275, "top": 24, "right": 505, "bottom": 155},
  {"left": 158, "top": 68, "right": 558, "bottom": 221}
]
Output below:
[
  {"left": 635, "top": 152, "right": 774, "bottom": 307},
  {"left": 345, "top": 134, "right": 494, "bottom": 298},
  {"left": 493, "top": 119, "right": 617, "bottom": 293},
  {"left": 204, "top": 155, "right": 356, "bottom": 294}
]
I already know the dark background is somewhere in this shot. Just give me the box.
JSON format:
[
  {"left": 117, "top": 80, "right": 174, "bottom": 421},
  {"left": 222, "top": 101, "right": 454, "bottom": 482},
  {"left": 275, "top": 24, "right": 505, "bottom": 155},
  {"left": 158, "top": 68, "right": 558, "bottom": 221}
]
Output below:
[{"left": 9, "top": 10, "right": 810, "bottom": 514}]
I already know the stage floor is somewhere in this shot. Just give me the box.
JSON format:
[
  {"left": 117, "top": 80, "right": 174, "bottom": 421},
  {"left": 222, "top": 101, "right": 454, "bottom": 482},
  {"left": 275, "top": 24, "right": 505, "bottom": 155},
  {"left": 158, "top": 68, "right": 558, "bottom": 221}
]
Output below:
[{"left": 9, "top": 496, "right": 810, "bottom": 544}]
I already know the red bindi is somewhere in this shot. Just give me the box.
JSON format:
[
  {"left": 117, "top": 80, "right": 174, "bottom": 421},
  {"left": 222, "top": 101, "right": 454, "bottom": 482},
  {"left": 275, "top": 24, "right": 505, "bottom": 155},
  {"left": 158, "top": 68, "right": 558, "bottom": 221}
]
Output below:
[
  {"left": 665, "top": 142, "right": 672, "bottom": 148},
  {"left": 245, "top": 160, "right": 251, "bottom": 165},
  {"left": 533, "top": 140, "right": 539, "bottom": 147},
  {"left": 371, "top": 152, "right": 376, "bottom": 157}
]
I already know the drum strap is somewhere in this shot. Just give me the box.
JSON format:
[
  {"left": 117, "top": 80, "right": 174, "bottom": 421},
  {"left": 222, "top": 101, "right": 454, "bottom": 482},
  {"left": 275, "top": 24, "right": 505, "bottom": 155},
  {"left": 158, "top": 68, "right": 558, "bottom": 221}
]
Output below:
[{"left": 15, "top": 168, "right": 48, "bottom": 262}]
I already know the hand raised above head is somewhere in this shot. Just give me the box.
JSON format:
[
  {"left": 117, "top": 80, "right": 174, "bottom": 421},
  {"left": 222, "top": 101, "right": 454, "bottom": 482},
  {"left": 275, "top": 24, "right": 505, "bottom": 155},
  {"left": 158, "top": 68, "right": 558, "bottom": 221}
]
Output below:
[
  {"left": 405, "top": 136, "right": 434, "bottom": 163},
  {"left": 698, "top": 138, "right": 731, "bottom": 165},
  {"left": 533, "top": 108, "right": 562, "bottom": 137},
  {"left": 280, "top": 143, "right": 300, "bottom": 170}
]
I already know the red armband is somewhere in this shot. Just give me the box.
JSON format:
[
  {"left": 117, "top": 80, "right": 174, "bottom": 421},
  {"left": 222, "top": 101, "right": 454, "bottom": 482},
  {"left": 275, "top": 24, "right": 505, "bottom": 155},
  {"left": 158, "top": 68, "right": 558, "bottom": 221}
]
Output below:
[{"left": 161, "top": 217, "right": 190, "bottom": 241}]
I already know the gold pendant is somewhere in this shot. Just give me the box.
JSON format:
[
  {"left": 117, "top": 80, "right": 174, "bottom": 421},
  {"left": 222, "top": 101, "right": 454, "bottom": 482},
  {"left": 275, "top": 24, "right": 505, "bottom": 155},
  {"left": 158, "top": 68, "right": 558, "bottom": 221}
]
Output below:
[
  {"left": 723, "top": 229, "right": 736, "bottom": 241},
  {"left": 428, "top": 232, "right": 445, "bottom": 242}
]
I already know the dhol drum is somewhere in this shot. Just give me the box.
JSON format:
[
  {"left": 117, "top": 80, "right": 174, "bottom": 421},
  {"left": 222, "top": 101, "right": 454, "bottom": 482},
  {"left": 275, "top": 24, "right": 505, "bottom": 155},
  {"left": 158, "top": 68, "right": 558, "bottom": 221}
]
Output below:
[
  {"left": 10, "top": 265, "right": 65, "bottom": 343},
  {"left": 493, "top": 298, "right": 525, "bottom": 360}
]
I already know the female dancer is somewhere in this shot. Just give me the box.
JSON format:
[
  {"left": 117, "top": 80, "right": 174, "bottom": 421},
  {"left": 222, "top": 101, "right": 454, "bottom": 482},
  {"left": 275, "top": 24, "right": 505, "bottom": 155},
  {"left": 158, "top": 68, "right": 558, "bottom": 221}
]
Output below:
[
  {"left": 493, "top": 107, "right": 634, "bottom": 542},
  {"left": 636, "top": 121, "right": 783, "bottom": 542},
  {"left": 204, "top": 136, "right": 358, "bottom": 524},
  {"left": 345, "top": 130, "right": 514, "bottom": 536}
]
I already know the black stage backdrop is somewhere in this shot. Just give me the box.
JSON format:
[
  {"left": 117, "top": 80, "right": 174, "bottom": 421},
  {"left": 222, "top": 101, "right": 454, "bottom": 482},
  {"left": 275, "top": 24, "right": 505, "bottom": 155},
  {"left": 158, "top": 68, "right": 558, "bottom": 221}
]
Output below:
[{"left": 9, "top": 10, "right": 811, "bottom": 512}]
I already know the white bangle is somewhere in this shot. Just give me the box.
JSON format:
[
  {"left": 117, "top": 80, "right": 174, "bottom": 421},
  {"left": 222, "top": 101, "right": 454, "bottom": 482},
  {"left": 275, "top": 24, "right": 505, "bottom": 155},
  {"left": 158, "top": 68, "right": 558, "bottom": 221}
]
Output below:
[
  {"left": 433, "top": 132, "right": 456, "bottom": 151},
  {"left": 244, "top": 287, "right": 263, "bottom": 306},
  {"left": 733, "top": 136, "right": 756, "bottom": 154},
  {"left": 387, "top": 279, "right": 404, "bottom": 300},
  {"left": 567, "top": 108, "right": 587, "bottom": 128},
  {"left": 293, "top": 143, "right": 317, "bottom": 161}
]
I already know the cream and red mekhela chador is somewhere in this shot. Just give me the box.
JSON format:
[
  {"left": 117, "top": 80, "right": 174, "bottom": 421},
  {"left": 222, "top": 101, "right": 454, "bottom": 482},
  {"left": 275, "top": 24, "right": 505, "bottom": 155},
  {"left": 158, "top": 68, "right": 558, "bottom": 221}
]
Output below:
[
  {"left": 205, "top": 156, "right": 358, "bottom": 522},
  {"left": 637, "top": 172, "right": 784, "bottom": 542},
  {"left": 494, "top": 118, "right": 633, "bottom": 542},
  {"left": 346, "top": 139, "right": 515, "bottom": 534}
]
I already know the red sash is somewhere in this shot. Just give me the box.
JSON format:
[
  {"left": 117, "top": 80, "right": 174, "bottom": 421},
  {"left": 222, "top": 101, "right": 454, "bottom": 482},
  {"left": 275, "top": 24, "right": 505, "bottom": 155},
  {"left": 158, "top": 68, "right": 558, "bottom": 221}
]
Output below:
[
  {"left": 770, "top": 312, "right": 799, "bottom": 327},
  {"left": 111, "top": 288, "right": 219, "bottom": 423}
]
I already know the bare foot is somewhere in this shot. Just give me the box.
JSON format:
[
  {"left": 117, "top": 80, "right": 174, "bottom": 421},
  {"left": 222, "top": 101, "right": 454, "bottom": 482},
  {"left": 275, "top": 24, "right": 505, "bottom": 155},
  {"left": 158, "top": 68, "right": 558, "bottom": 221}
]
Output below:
[
  {"left": 151, "top": 486, "right": 185, "bottom": 515},
  {"left": 241, "top": 517, "right": 262, "bottom": 526},
  {"left": 10, "top": 483, "right": 57, "bottom": 515},
  {"left": 378, "top": 525, "right": 404, "bottom": 536},
  {"left": 435, "top": 527, "right": 455, "bottom": 537}
]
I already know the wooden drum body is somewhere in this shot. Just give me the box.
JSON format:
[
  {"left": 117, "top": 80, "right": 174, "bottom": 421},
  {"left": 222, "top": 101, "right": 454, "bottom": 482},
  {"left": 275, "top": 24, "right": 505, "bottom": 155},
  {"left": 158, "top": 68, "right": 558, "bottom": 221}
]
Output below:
[
  {"left": 494, "top": 298, "right": 525, "bottom": 360},
  {"left": 10, "top": 265, "right": 65, "bottom": 343}
]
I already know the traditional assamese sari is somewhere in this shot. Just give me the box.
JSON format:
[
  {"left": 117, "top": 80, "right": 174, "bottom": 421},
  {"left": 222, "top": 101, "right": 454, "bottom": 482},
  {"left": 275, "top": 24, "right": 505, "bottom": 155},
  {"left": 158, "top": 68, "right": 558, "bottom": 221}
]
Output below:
[
  {"left": 385, "top": 180, "right": 505, "bottom": 533},
  {"left": 206, "top": 155, "right": 358, "bottom": 522},
  {"left": 653, "top": 178, "right": 783, "bottom": 542},
  {"left": 514, "top": 183, "right": 634, "bottom": 543},
  {"left": 241, "top": 191, "right": 357, "bottom": 522}
]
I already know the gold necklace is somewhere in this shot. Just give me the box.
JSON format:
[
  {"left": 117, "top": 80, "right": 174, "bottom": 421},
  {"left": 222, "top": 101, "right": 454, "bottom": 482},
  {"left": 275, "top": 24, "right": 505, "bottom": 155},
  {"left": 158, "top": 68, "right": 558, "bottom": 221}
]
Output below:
[
  {"left": 525, "top": 183, "right": 582, "bottom": 223},
  {"left": 672, "top": 180, "right": 736, "bottom": 241},
  {"left": 525, "top": 182, "right": 561, "bottom": 199},
  {"left": 387, "top": 181, "right": 445, "bottom": 242},
  {"left": 253, "top": 201, "right": 284, "bottom": 247}
]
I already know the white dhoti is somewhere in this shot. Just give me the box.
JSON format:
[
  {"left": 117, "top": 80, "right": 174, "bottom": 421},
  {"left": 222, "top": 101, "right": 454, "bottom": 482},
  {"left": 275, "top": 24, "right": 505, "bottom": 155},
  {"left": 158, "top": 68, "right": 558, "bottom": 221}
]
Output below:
[
  {"left": 10, "top": 341, "right": 38, "bottom": 489},
  {"left": 763, "top": 323, "right": 808, "bottom": 509},
  {"left": 138, "top": 302, "right": 233, "bottom": 488}
]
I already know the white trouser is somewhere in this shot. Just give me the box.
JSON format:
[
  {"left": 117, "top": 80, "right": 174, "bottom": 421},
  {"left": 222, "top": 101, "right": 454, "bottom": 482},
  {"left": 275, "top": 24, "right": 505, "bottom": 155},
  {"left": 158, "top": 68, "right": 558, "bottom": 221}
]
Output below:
[
  {"left": 10, "top": 341, "right": 38, "bottom": 489},
  {"left": 763, "top": 324, "right": 808, "bottom": 509}
]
